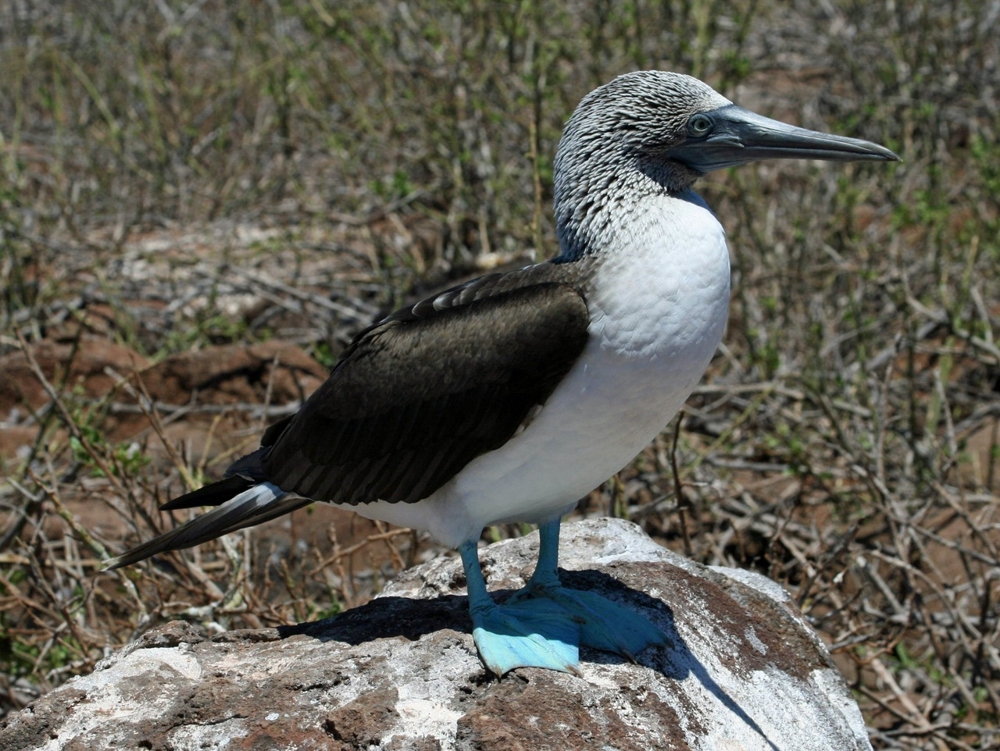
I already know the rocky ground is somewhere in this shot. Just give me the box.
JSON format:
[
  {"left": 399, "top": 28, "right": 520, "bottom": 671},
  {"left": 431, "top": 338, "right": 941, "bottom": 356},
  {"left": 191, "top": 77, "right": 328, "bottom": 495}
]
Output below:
[{"left": 1, "top": 520, "right": 874, "bottom": 751}]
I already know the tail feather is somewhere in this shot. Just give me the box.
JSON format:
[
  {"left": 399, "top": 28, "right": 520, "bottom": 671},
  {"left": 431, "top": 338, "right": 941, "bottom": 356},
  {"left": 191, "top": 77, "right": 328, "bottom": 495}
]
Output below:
[
  {"left": 160, "top": 475, "right": 255, "bottom": 511},
  {"left": 104, "top": 482, "right": 311, "bottom": 570}
]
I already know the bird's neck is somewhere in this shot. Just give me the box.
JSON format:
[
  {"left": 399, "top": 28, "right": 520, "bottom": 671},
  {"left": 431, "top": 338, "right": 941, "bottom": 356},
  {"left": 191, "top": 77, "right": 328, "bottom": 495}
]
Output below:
[{"left": 553, "top": 159, "right": 701, "bottom": 263}]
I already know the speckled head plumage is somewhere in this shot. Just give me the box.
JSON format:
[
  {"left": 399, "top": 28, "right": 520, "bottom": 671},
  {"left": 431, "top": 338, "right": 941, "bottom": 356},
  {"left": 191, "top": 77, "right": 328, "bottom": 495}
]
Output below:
[
  {"left": 553, "top": 70, "right": 898, "bottom": 261},
  {"left": 553, "top": 72, "right": 732, "bottom": 257},
  {"left": 556, "top": 71, "right": 732, "bottom": 182}
]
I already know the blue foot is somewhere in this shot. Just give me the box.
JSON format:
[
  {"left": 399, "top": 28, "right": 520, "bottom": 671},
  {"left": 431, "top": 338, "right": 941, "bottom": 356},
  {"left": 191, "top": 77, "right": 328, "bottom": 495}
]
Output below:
[
  {"left": 460, "top": 540, "right": 581, "bottom": 675},
  {"left": 508, "top": 584, "right": 669, "bottom": 660},
  {"left": 515, "top": 519, "right": 669, "bottom": 660},
  {"left": 459, "top": 519, "right": 668, "bottom": 676},
  {"left": 469, "top": 596, "right": 581, "bottom": 676}
]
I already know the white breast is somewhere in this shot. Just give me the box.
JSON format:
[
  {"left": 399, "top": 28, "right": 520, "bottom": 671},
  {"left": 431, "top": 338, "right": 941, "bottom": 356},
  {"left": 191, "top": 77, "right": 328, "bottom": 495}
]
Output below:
[{"left": 352, "top": 191, "right": 731, "bottom": 547}]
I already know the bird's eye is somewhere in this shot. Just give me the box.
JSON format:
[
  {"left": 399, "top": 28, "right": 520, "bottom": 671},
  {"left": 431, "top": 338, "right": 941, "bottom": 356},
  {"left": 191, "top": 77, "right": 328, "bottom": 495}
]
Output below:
[{"left": 688, "top": 114, "right": 713, "bottom": 136}]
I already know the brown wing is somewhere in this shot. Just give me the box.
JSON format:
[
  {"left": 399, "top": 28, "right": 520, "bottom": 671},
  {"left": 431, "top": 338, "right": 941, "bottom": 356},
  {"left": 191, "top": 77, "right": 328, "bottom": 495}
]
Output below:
[{"left": 258, "top": 275, "right": 590, "bottom": 505}]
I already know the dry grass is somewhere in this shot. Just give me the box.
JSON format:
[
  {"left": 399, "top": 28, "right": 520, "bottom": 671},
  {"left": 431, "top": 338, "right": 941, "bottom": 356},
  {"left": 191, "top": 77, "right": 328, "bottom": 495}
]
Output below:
[{"left": 1, "top": 1, "right": 998, "bottom": 748}]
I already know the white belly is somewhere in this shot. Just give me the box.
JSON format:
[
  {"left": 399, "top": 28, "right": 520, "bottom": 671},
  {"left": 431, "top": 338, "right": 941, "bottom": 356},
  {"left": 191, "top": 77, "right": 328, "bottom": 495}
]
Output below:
[{"left": 351, "top": 192, "right": 731, "bottom": 547}]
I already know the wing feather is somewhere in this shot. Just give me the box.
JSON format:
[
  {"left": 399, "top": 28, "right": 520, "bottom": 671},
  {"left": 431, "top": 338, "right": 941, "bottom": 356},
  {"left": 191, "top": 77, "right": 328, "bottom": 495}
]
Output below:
[{"left": 262, "top": 278, "right": 590, "bottom": 506}]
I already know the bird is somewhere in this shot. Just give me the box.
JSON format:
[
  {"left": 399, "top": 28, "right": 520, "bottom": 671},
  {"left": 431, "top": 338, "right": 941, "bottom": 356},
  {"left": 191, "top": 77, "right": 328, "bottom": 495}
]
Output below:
[{"left": 106, "top": 71, "right": 898, "bottom": 676}]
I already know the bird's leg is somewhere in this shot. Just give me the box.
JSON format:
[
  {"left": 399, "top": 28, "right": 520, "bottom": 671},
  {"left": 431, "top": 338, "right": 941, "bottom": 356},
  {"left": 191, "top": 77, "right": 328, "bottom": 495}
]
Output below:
[
  {"left": 510, "top": 518, "right": 671, "bottom": 661},
  {"left": 458, "top": 539, "right": 579, "bottom": 676},
  {"left": 522, "top": 517, "right": 563, "bottom": 589}
]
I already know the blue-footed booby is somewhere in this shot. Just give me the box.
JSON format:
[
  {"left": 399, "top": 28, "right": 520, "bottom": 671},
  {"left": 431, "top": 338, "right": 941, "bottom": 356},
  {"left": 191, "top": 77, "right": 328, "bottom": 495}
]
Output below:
[{"left": 107, "top": 71, "right": 898, "bottom": 676}]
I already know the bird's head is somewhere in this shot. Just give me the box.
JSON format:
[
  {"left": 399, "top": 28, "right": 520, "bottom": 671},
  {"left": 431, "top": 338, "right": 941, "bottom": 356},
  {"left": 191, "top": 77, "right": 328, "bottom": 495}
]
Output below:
[{"left": 553, "top": 71, "right": 898, "bottom": 258}]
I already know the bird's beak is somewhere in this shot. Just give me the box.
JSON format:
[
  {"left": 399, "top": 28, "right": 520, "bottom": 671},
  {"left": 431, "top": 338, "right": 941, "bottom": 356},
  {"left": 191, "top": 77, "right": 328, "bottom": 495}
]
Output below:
[{"left": 668, "top": 104, "right": 900, "bottom": 173}]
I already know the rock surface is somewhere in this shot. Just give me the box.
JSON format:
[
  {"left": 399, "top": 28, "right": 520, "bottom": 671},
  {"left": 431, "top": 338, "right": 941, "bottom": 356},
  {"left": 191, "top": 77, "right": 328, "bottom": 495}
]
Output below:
[{"left": 1, "top": 519, "right": 871, "bottom": 750}]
